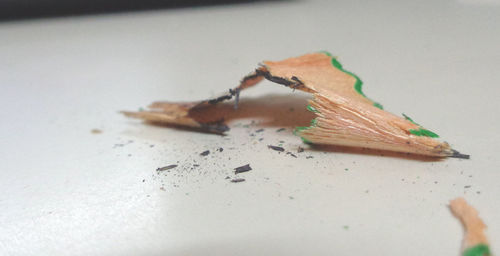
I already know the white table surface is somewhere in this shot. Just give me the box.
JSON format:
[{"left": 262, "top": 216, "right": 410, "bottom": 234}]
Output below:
[{"left": 1, "top": 0, "right": 499, "bottom": 255}]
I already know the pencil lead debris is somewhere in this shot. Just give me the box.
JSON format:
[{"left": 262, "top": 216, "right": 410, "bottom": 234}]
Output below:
[
  {"left": 123, "top": 52, "right": 467, "bottom": 158},
  {"left": 156, "top": 165, "right": 178, "bottom": 172},
  {"left": 231, "top": 178, "right": 246, "bottom": 183},
  {"left": 200, "top": 150, "right": 210, "bottom": 156},
  {"left": 268, "top": 145, "right": 285, "bottom": 152},
  {"left": 234, "top": 164, "right": 252, "bottom": 174},
  {"left": 234, "top": 88, "right": 241, "bottom": 110}
]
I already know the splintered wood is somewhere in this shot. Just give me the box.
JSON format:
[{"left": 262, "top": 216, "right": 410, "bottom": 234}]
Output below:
[
  {"left": 450, "top": 198, "right": 491, "bottom": 256},
  {"left": 123, "top": 52, "right": 468, "bottom": 158}
]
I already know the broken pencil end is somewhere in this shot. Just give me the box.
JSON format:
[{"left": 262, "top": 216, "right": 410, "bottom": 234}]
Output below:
[
  {"left": 449, "top": 197, "right": 490, "bottom": 255},
  {"left": 123, "top": 52, "right": 467, "bottom": 159}
]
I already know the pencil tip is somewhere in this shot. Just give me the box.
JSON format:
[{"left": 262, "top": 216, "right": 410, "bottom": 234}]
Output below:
[{"left": 449, "top": 150, "right": 470, "bottom": 159}]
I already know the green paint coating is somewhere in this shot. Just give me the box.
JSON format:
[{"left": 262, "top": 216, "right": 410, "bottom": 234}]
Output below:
[
  {"left": 310, "top": 118, "right": 318, "bottom": 127},
  {"left": 330, "top": 58, "right": 366, "bottom": 97},
  {"left": 329, "top": 55, "right": 383, "bottom": 109},
  {"left": 373, "top": 102, "right": 384, "bottom": 110},
  {"left": 463, "top": 244, "right": 491, "bottom": 256},
  {"left": 403, "top": 113, "right": 439, "bottom": 138},
  {"left": 300, "top": 136, "right": 312, "bottom": 144},
  {"left": 409, "top": 128, "right": 439, "bottom": 138},
  {"left": 294, "top": 126, "right": 313, "bottom": 144},
  {"left": 319, "top": 51, "right": 333, "bottom": 57},
  {"left": 294, "top": 126, "right": 310, "bottom": 133},
  {"left": 307, "top": 105, "right": 320, "bottom": 113},
  {"left": 351, "top": 74, "right": 366, "bottom": 97},
  {"left": 330, "top": 58, "right": 343, "bottom": 70},
  {"left": 402, "top": 113, "right": 420, "bottom": 126}
]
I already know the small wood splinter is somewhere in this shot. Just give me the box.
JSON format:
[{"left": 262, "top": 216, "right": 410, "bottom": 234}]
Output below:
[
  {"left": 123, "top": 52, "right": 468, "bottom": 158},
  {"left": 450, "top": 197, "right": 491, "bottom": 256}
]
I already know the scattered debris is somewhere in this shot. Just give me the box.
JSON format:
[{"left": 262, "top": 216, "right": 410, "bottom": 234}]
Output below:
[
  {"left": 200, "top": 150, "right": 210, "bottom": 156},
  {"left": 91, "top": 129, "right": 102, "bottom": 134},
  {"left": 218, "top": 147, "right": 224, "bottom": 152},
  {"left": 286, "top": 152, "right": 297, "bottom": 158},
  {"left": 276, "top": 128, "right": 286, "bottom": 132},
  {"left": 255, "top": 128, "right": 265, "bottom": 133},
  {"left": 113, "top": 140, "right": 134, "bottom": 148},
  {"left": 268, "top": 145, "right": 285, "bottom": 152},
  {"left": 157, "top": 165, "right": 178, "bottom": 172},
  {"left": 464, "top": 185, "right": 472, "bottom": 189},
  {"left": 306, "top": 156, "right": 314, "bottom": 159},
  {"left": 231, "top": 178, "right": 246, "bottom": 183},
  {"left": 297, "top": 147, "right": 304, "bottom": 153},
  {"left": 234, "top": 164, "right": 252, "bottom": 174}
]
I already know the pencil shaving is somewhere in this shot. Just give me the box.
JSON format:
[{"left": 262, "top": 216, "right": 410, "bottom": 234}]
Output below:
[
  {"left": 123, "top": 52, "right": 468, "bottom": 158},
  {"left": 449, "top": 197, "right": 491, "bottom": 256}
]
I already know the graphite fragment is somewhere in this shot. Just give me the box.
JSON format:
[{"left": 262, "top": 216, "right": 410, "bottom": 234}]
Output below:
[
  {"left": 157, "top": 165, "right": 178, "bottom": 172},
  {"left": 268, "top": 145, "right": 285, "bottom": 152},
  {"left": 234, "top": 164, "right": 252, "bottom": 174}
]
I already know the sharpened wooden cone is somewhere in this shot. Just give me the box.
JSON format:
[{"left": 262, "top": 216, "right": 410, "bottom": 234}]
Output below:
[{"left": 123, "top": 52, "right": 468, "bottom": 158}]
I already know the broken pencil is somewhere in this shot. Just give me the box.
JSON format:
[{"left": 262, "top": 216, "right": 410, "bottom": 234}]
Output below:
[
  {"left": 123, "top": 52, "right": 468, "bottom": 158},
  {"left": 450, "top": 197, "right": 491, "bottom": 256}
]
